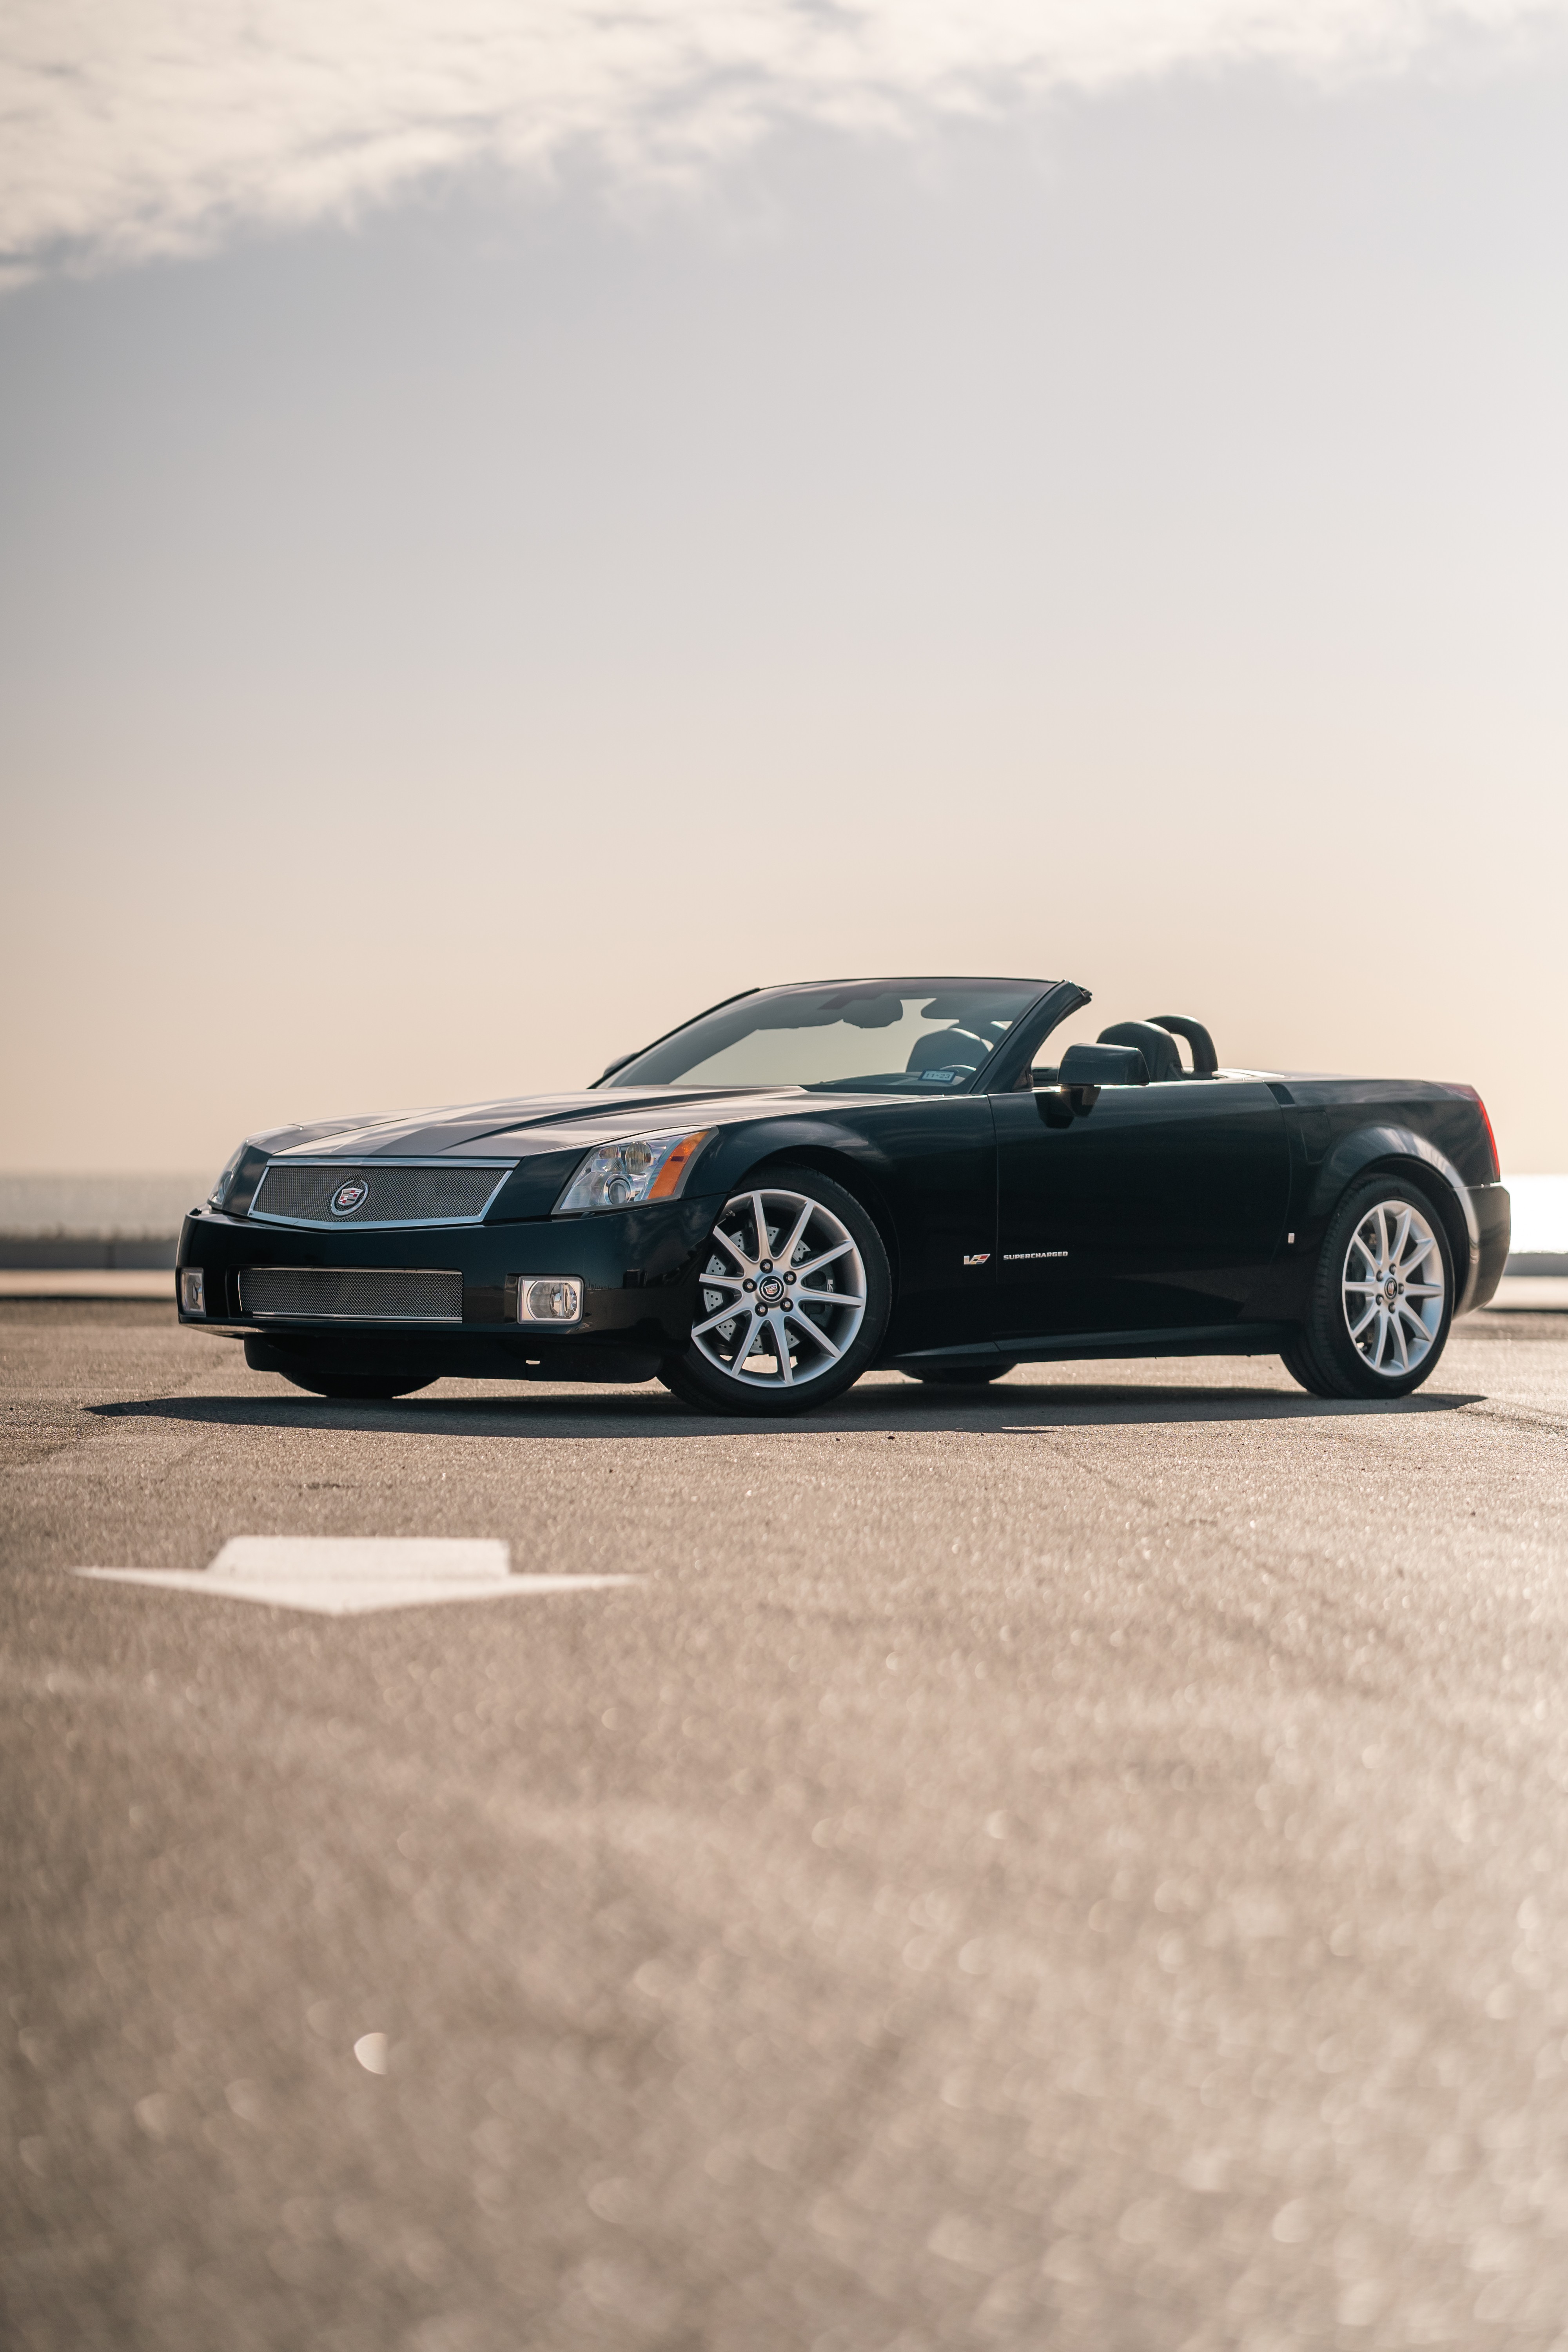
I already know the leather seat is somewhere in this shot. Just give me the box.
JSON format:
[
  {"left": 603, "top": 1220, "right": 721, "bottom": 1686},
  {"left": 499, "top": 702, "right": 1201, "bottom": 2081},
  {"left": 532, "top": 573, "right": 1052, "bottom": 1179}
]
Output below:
[
  {"left": 1097, "top": 1020, "right": 1183, "bottom": 1082},
  {"left": 906, "top": 1028, "right": 989, "bottom": 1073}
]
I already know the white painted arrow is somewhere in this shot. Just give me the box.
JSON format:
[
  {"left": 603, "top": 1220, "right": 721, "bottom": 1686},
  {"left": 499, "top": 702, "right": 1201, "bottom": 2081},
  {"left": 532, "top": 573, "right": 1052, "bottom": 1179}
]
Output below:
[{"left": 73, "top": 1537, "right": 636, "bottom": 1617}]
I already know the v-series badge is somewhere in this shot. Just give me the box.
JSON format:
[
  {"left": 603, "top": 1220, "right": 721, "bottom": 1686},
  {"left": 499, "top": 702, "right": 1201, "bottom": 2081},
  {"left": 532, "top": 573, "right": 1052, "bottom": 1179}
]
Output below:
[{"left": 962, "top": 1253, "right": 991, "bottom": 1266}]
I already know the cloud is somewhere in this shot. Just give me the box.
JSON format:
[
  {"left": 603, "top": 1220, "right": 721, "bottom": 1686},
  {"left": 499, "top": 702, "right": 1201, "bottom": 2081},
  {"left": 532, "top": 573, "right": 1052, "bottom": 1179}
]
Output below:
[{"left": 2, "top": 0, "right": 1563, "bottom": 282}]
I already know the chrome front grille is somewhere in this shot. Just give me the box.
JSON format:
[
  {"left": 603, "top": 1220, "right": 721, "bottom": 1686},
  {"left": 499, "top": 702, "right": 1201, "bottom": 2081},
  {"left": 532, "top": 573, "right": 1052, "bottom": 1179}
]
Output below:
[
  {"left": 239, "top": 1268, "right": 463, "bottom": 1322},
  {"left": 249, "top": 1160, "right": 510, "bottom": 1229}
]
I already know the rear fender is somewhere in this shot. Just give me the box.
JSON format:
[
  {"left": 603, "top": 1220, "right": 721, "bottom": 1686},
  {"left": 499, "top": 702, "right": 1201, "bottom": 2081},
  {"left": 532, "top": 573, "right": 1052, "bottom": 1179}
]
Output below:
[{"left": 1308, "top": 1126, "right": 1481, "bottom": 1314}]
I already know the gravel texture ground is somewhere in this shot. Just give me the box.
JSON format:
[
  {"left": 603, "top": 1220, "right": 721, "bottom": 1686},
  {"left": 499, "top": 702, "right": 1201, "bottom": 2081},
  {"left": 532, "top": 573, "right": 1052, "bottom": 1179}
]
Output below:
[{"left": 4, "top": 1301, "right": 1568, "bottom": 2352}]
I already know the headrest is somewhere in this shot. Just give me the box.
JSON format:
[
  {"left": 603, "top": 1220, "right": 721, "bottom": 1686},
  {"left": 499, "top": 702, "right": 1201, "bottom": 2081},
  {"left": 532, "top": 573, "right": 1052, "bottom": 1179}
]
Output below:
[
  {"left": 1097, "top": 1020, "right": 1183, "bottom": 1083},
  {"left": 1147, "top": 1013, "right": 1218, "bottom": 1075}
]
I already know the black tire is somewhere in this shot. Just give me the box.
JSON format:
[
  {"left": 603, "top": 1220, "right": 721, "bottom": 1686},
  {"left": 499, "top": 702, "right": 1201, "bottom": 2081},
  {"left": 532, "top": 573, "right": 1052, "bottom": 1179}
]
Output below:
[
  {"left": 659, "top": 1164, "right": 891, "bottom": 1416},
  {"left": 1278, "top": 1336, "right": 1337, "bottom": 1399},
  {"left": 1281, "top": 1173, "right": 1455, "bottom": 1401},
  {"left": 909, "top": 1364, "right": 1016, "bottom": 1387},
  {"left": 280, "top": 1372, "right": 436, "bottom": 1401}
]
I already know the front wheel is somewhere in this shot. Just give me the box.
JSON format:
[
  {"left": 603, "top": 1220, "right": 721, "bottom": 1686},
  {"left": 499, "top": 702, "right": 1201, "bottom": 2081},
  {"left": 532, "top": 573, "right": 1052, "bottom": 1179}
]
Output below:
[
  {"left": 1281, "top": 1175, "right": 1454, "bottom": 1401},
  {"left": 659, "top": 1167, "right": 891, "bottom": 1416}
]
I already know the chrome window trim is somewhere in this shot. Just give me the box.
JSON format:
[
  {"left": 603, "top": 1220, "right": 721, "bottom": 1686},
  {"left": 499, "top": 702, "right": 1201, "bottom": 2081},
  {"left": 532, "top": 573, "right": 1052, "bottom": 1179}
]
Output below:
[{"left": 247, "top": 1158, "right": 516, "bottom": 1230}]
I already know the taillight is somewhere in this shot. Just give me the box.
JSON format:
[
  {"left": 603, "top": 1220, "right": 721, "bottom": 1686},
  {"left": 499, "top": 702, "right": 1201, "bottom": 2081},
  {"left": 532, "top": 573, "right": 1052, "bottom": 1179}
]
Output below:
[
  {"left": 1447, "top": 1085, "right": 1500, "bottom": 1179},
  {"left": 1477, "top": 1096, "right": 1500, "bottom": 1180}
]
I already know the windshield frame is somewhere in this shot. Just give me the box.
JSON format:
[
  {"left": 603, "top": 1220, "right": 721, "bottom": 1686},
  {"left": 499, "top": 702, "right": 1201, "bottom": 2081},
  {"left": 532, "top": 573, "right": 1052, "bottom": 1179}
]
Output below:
[{"left": 595, "top": 977, "right": 1065, "bottom": 1097}]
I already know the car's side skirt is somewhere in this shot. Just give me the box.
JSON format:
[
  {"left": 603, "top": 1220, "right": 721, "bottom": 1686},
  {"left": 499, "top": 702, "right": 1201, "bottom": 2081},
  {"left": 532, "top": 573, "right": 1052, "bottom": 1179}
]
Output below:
[{"left": 886, "top": 1322, "right": 1298, "bottom": 1372}]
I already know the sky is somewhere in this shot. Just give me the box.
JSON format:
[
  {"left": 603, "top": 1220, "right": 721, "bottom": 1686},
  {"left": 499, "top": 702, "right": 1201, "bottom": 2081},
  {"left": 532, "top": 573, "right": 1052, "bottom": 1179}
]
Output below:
[{"left": 2, "top": 2, "right": 1566, "bottom": 1175}]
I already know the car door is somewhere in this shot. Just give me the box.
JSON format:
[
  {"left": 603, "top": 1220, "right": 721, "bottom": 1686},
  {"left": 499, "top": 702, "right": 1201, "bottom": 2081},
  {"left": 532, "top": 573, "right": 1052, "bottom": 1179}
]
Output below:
[
  {"left": 856, "top": 1094, "right": 1000, "bottom": 1355},
  {"left": 989, "top": 1075, "right": 1290, "bottom": 1340}
]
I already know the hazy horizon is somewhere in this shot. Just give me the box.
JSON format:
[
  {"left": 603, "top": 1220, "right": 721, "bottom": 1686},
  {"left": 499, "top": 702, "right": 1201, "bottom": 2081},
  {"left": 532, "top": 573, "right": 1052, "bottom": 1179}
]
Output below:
[{"left": 4, "top": 11, "right": 1566, "bottom": 1174}]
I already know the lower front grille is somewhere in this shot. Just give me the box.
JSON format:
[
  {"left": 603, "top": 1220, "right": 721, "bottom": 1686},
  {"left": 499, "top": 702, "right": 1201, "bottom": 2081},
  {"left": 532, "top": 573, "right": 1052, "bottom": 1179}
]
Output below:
[{"left": 239, "top": 1268, "right": 463, "bottom": 1323}]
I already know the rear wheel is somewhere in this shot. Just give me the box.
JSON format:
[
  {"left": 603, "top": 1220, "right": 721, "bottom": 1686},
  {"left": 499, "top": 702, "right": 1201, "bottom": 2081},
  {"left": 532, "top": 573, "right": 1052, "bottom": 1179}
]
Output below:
[
  {"left": 1282, "top": 1175, "right": 1454, "bottom": 1401},
  {"left": 659, "top": 1167, "right": 890, "bottom": 1416}
]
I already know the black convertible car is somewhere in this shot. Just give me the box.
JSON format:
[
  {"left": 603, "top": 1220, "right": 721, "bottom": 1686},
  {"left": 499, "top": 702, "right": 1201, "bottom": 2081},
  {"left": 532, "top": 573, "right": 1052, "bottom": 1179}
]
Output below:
[{"left": 178, "top": 976, "right": 1509, "bottom": 1413}]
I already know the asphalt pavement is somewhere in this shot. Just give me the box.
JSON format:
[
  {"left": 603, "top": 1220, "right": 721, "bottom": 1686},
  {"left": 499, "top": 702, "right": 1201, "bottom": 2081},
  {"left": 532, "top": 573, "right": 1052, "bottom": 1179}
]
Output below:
[{"left": 4, "top": 1300, "right": 1568, "bottom": 2352}]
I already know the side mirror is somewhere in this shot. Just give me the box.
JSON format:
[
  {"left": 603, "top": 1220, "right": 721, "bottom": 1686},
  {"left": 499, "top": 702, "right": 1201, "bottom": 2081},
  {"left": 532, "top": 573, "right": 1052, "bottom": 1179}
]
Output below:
[{"left": 1058, "top": 1042, "right": 1149, "bottom": 1089}]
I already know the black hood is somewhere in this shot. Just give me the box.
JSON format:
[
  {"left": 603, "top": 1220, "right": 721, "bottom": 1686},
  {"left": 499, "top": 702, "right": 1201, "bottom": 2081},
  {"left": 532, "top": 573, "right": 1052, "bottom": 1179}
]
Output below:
[{"left": 249, "top": 1084, "right": 879, "bottom": 1165}]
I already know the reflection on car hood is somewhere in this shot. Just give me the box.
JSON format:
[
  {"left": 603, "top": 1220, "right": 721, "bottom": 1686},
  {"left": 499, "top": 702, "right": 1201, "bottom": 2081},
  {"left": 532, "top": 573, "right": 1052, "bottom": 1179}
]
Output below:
[{"left": 250, "top": 1085, "right": 910, "bottom": 1163}]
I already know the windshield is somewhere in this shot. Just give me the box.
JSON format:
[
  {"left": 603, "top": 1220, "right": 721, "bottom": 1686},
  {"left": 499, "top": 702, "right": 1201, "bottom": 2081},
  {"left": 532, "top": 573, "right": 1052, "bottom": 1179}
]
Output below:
[{"left": 604, "top": 980, "right": 1048, "bottom": 1093}]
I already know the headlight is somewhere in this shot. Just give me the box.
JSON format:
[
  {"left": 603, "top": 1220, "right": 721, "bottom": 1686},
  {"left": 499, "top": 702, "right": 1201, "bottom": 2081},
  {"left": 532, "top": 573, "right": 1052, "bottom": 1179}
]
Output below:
[
  {"left": 555, "top": 1127, "right": 715, "bottom": 1216},
  {"left": 207, "top": 1144, "right": 246, "bottom": 1210}
]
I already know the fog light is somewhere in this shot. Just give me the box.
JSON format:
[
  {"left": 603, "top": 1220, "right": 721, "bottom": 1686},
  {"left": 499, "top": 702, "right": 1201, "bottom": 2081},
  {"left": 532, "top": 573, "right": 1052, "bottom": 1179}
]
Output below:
[
  {"left": 517, "top": 1276, "right": 582, "bottom": 1324},
  {"left": 180, "top": 1268, "right": 205, "bottom": 1314}
]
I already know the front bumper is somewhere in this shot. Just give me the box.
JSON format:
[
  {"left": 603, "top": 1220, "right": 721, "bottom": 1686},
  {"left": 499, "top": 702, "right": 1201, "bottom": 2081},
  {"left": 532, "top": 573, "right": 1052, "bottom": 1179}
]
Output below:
[{"left": 176, "top": 1193, "right": 720, "bottom": 1380}]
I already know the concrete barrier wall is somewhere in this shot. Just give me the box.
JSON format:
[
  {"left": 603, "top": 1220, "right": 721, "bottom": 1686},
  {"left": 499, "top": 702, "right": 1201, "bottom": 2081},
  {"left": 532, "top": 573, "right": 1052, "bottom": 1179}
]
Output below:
[
  {"left": 2, "top": 1235, "right": 1563, "bottom": 1276},
  {"left": 0, "top": 1238, "right": 179, "bottom": 1269},
  {"left": 2, "top": 1174, "right": 1564, "bottom": 1278}
]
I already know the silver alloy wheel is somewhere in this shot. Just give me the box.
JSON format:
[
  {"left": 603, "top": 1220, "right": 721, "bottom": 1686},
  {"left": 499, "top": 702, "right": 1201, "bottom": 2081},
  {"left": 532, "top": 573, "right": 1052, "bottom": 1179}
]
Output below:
[
  {"left": 692, "top": 1186, "right": 867, "bottom": 1391},
  {"left": 1341, "top": 1197, "right": 1446, "bottom": 1377}
]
